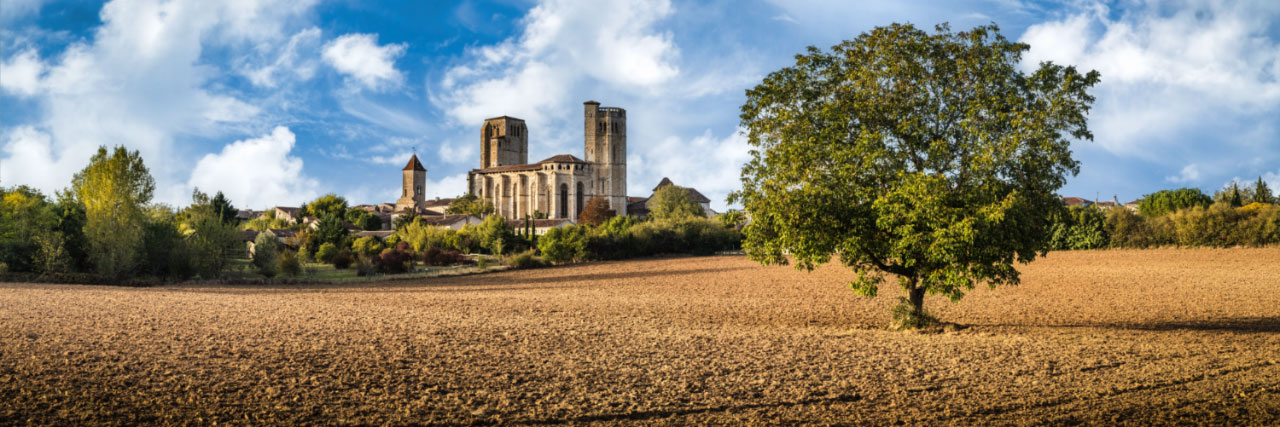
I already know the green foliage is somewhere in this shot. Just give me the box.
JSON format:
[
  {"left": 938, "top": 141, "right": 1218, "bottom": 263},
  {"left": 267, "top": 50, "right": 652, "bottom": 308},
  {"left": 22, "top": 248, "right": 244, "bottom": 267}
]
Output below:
[
  {"left": 139, "top": 206, "right": 195, "bottom": 280},
  {"left": 1139, "top": 188, "right": 1212, "bottom": 217},
  {"left": 51, "top": 192, "right": 89, "bottom": 272},
  {"left": 301, "top": 194, "right": 348, "bottom": 219},
  {"left": 279, "top": 249, "right": 302, "bottom": 277},
  {"left": 1254, "top": 177, "right": 1275, "bottom": 204},
  {"left": 715, "top": 210, "right": 747, "bottom": 229},
  {"left": 731, "top": 23, "right": 1099, "bottom": 321},
  {"left": 73, "top": 146, "right": 155, "bottom": 279},
  {"left": 331, "top": 250, "right": 354, "bottom": 269},
  {"left": 252, "top": 231, "right": 280, "bottom": 277},
  {"left": 538, "top": 225, "right": 590, "bottom": 264},
  {"left": 445, "top": 193, "right": 494, "bottom": 217},
  {"left": 476, "top": 214, "right": 520, "bottom": 255},
  {"left": 210, "top": 191, "right": 237, "bottom": 225},
  {"left": 242, "top": 209, "right": 294, "bottom": 232},
  {"left": 0, "top": 186, "right": 55, "bottom": 273},
  {"left": 316, "top": 242, "right": 339, "bottom": 263},
  {"left": 183, "top": 189, "right": 241, "bottom": 279},
  {"left": 312, "top": 213, "right": 349, "bottom": 247},
  {"left": 351, "top": 236, "right": 384, "bottom": 256},
  {"left": 648, "top": 185, "right": 705, "bottom": 221},
  {"left": 1049, "top": 205, "right": 1109, "bottom": 250},
  {"left": 398, "top": 220, "right": 445, "bottom": 253},
  {"left": 507, "top": 249, "right": 546, "bottom": 269},
  {"left": 345, "top": 208, "right": 383, "bottom": 231}
]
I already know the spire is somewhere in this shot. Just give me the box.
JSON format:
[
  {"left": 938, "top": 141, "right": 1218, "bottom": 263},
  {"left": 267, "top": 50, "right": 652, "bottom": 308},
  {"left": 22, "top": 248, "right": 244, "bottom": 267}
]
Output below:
[{"left": 403, "top": 154, "right": 426, "bottom": 171}]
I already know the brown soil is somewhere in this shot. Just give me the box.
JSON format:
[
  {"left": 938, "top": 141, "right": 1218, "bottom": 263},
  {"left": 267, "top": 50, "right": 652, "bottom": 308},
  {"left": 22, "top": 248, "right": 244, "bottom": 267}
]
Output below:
[{"left": 2, "top": 248, "right": 1278, "bottom": 426}]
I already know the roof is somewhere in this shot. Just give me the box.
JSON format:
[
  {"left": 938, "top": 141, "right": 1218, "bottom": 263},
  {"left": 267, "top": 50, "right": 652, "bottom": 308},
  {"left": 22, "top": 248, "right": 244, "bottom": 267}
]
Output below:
[
  {"left": 1061, "top": 197, "right": 1093, "bottom": 206},
  {"left": 471, "top": 154, "right": 589, "bottom": 174},
  {"left": 627, "top": 198, "right": 650, "bottom": 217},
  {"left": 484, "top": 115, "right": 525, "bottom": 122},
  {"left": 403, "top": 154, "right": 426, "bottom": 171},
  {"left": 274, "top": 206, "right": 299, "bottom": 214},
  {"left": 353, "top": 230, "right": 395, "bottom": 239},
  {"left": 422, "top": 198, "right": 453, "bottom": 208},
  {"left": 651, "top": 177, "right": 711, "bottom": 203}
]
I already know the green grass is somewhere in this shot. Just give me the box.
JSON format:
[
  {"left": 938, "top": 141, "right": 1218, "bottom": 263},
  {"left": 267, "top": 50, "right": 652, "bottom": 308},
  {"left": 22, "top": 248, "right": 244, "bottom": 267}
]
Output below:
[{"left": 217, "top": 257, "right": 505, "bottom": 285}]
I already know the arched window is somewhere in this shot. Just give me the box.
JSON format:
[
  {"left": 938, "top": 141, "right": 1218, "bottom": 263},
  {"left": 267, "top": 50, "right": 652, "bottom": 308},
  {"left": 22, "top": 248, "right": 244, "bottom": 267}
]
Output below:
[
  {"left": 558, "top": 183, "right": 569, "bottom": 218},
  {"left": 576, "top": 182, "right": 584, "bottom": 215}
]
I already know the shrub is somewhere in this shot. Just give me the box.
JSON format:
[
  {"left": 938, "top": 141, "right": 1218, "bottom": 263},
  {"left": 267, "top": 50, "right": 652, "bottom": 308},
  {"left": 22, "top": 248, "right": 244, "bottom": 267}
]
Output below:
[
  {"left": 279, "top": 249, "right": 302, "bottom": 277},
  {"left": 331, "top": 250, "right": 354, "bottom": 269},
  {"left": 1048, "top": 205, "right": 1108, "bottom": 250},
  {"left": 252, "top": 231, "right": 280, "bottom": 277},
  {"left": 316, "top": 242, "right": 338, "bottom": 263},
  {"left": 376, "top": 245, "right": 414, "bottom": 273},
  {"left": 578, "top": 196, "right": 616, "bottom": 226},
  {"left": 351, "top": 236, "right": 383, "bottom": 256},
  {"left": 1139, "top": 188, "right": 1212, "bottom": 217},
  {"left": 354, "top": 255, "right": 376, "bottom": 277},
  {"left": 422, "top": 247, "right": 467, "bottom": 266},
  {"left": 538, "top": 225, "right": 590, "bottom": 264},
  {"left": 507, "top": 249, "right": 546, "bottom": 269},
  {"left": 1104, "top": 208, "right": 1152, "bottom": 248}
]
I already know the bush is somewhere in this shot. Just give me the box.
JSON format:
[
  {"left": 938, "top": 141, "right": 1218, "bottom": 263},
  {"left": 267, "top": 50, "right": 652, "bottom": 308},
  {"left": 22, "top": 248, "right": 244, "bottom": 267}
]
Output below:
[
  {"left": 507, "top": 249, "right": 546, "bottom": 269},
  {"left": 538, "top": 225, "right": 590, "bottom": 264},
  {"left": 376, "top": 243, "right": 414, "bottom": 273},
  {"left": 316, "top": 242, "right": 338, "bottom": 263},
  {"left": 1048, "top": 205, "right": 1108, "bottom": 250},
  {"left": 351, "top": 236, "right": 384, "bottom": 256},
  {"left": 354, "top": 255, "right": 376, "bottom": 277},
  {"left": 279, "top": 249, "right": 302, "bottom": 277},
  {"left": 422, "top": 247, "right": 468, "bottom": 266},
  {"left": 331, "top": 250, "right": 355, "bottom": 269},
  {"left": 252, "top": 231, "right": 280, "bottom": 277}
]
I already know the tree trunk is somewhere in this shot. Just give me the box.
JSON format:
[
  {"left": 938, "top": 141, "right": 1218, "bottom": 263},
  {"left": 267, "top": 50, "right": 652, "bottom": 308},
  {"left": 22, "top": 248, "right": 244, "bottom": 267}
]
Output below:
[{"left": 908, "top": 281, "right": 926, "bottom": 315}]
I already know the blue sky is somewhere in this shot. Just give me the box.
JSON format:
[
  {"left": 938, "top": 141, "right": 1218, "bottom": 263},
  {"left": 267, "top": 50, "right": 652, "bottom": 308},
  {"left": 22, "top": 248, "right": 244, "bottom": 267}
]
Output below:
[{"left": 3, "top": 0, "right": 1279, "bottom": 211}]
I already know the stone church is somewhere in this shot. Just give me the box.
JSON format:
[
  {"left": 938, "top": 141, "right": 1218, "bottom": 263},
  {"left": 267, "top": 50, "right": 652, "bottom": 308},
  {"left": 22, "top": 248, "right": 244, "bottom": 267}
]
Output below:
[{"left": 466, "top": 101, "right": 628, "bottom": 222}]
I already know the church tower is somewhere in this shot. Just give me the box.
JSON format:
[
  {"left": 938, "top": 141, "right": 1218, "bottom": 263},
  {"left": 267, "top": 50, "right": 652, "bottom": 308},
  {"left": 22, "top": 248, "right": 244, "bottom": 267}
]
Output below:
[
  {"left": 583, "top": 101, "right": 627, "bottom": 214},
  {"left": 396, "top": 154, "right": 427, "bottom": 212},
  {"left": 480, "top": 116, "right": 528, "bottom": 168}
]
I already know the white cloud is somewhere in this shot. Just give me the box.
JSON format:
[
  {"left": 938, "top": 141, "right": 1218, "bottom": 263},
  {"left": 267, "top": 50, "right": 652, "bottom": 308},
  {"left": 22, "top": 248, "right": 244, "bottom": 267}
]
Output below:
[
  {"left": 322, "top": 33, "right": 407, "bottom": 91},
  {"left": 188, "top": 126, "right": 318, "bottom": 208},
  {"left": 0, "top": 0, "right": 47, "bottom": 23},
  {"left": 433, "top": 0, "right": 679, "bottom": 125},
  {"left": 1165, "top": 164, "right": 1200, "bottom": 184},
  {"left": 631, "top": 129, "right": 750, "bottom": 211},
  {"left": 241, "top": 27, "right": 322, "bottom": 88},
  {"left": 0, "top": 0, "right": 317, "bottom": 205},
  {"left": 426, "top": 173, "right": 469, "bottom": 200},
  {"left": 438, "top": 141, "right": 474, "bottom": 165},
  {"left": 1020, "top": 1, "right": 1280, "bottom": 159},
  {"left": 0, "top": 126, "right": 62, "bottom": 192},
  {"left": 0, "top": 49, "right": 44, "bottom": 96}
]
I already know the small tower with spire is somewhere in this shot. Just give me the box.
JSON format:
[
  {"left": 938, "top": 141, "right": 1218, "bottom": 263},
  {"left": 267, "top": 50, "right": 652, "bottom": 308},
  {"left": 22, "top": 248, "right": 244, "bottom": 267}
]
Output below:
[{"left": 396, "top": 154, "right": 427, "bottom": 213}]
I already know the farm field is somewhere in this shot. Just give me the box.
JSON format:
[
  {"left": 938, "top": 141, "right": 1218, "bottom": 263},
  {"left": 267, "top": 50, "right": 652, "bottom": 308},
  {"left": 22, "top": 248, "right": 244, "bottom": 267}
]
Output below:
[{"left": 2, "top": 249, "right": 1279, "bottom": 425}]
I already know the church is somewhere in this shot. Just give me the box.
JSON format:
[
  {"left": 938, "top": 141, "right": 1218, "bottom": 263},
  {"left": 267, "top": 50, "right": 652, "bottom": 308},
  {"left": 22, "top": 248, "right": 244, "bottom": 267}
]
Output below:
[{"left": 465, "top": 101, "right": 628, "bottom": 222}]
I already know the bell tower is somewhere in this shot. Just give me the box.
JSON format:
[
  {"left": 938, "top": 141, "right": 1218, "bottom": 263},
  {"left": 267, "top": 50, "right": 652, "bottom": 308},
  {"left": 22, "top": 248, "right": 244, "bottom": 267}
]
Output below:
[
  {"left": 583, "top": 101, "right": 627, "bottom": 214},
  {"left": 396, "top": 154, "right": 427, "bottom": 212}
]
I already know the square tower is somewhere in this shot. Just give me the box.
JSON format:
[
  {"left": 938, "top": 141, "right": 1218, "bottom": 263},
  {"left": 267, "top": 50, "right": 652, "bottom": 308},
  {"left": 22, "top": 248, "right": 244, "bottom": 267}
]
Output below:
[
  {"left": 395, "top": 154, "right": 427, "bottom": 212},
  {"left": 583, "top": 101, "right": 627, "bottom": 214},
  {"left": 480, "top": 116, "right": 528, "bottom": 168}
]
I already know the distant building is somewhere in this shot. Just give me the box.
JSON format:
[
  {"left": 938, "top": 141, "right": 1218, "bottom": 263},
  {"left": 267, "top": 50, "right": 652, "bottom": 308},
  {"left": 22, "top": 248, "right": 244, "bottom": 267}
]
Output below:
[
  {"left": 395, "top": 155, "right": 428, "bottom": 213},
  {"left": 511, "top": 218, "right": 574, "bottom": 236}
]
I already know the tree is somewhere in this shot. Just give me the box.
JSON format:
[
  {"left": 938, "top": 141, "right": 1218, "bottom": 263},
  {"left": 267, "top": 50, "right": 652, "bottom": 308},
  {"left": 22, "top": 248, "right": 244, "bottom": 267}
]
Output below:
[
  {"left": 313, "top": 212, "right": 349, "bottom": 247},
  {"left": 0, "top": 186, "right": 55, "bottom": 273},
  {"left": 183, "top": 189, "right": 241, "bottom": 279},
  {"left": 251, "top": 231, "right": 280, "bottom": 277},
  {"left": 1254, "top": 176, "right": 1275, "bottom": 204},
  {"left": 648, "top": 185, "right": 705, "bottom": 222},
  {"left": 1140, "top": 188, "right": 1213, "bottom": 217},
  {"left": 73, "top": 146, "right": 155, "bottom": 279},
  {"left": 446, "top": 193, "right": 495, "bottom": 217},
  {"left": 301, "top": 194, "right": 348, "bottom": 219},
  {"left": 210, "top": 191, "right": 237, "bottom": 225},
  {"left": 578, "top": 196, "right": 615, "bottom": 226},
  {"left": 345, "top": 208, "right": 383, "bottom": 231},
  {"left": 731, "top": 23, "right": 1099, "bottom": 328}
]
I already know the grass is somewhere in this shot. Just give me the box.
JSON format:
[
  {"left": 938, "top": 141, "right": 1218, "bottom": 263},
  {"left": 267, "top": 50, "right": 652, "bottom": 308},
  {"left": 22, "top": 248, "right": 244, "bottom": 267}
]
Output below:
[{"left": 216, "top": 257, "right": 507, "bottom": 284}]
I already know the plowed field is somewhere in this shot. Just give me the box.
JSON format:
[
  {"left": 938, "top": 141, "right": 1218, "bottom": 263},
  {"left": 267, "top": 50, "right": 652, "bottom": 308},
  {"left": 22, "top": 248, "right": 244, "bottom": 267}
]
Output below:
[{"left": 2, "top": 249, "right": 1279, "bottom": 425}]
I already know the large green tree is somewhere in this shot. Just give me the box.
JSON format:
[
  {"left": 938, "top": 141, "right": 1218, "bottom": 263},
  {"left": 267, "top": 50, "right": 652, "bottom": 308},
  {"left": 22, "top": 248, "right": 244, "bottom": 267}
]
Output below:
[
  {"left": 445, "top": 193, "right": 495, "bottom": 217},
  {"left": 1140, "top": 188, "right": 1212, "bottom": 217},
  {"left": 1253, "top": 176, "right": 1274, "bottom": 204},
  {"left": 731, "top": 23, "right": 1099, "bottom": 327},
  {"left": 647, "top": 185, "right": 705, "bottom": 222},
  {"left": 73, "top": 146, "right": 155, "bottom": 279}
]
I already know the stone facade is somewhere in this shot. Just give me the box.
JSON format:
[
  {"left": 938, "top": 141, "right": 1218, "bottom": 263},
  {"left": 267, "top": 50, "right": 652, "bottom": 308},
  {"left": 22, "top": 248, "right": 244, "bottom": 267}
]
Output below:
[
  {"left": 395, "top": 154, "right": 427, "bottom": 212},
  {"left": 466, "top": 101, "right": 628, "bottom": 222}
]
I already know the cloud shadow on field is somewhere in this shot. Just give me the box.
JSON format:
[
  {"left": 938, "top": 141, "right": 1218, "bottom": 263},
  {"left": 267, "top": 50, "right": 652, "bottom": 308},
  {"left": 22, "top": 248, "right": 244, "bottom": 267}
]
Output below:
[{"left": 977, "top": 317, "right": 1280, "bottom": 334}]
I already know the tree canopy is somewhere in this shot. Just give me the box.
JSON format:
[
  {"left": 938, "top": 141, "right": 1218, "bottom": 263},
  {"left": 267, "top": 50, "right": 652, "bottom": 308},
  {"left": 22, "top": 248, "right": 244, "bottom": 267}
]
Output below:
[
  {"left": 648, "top": 185, "right": 705, "bottom": 222},
  {"left": 731, "top": 23, "right": 1099, "bottom": 327},
  {"left": 73, "top": 146, "right": 155, "bottom": 279},
  {"left": 1140, "top": 188, "right": 1212, "bottom": 217},
  {"left": 446, "top": 193, "right": 495, "bottom": 217},
  {"left": 578, "top": 196, "right": 616, "bottom": 226},
  {"left": 302, "top": 194, "right": 348, "bottom": 219}
]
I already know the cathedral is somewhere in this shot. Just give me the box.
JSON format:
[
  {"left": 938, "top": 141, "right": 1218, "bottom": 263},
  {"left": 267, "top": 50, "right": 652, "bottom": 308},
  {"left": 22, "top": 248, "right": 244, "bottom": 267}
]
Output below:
[{"left": 465, "top": 101, "right": 628, "bottom": 222}]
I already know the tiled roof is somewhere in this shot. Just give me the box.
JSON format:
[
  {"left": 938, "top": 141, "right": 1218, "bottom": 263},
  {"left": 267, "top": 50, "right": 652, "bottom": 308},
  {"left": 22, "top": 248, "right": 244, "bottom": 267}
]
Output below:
[
  {"left": 510, "top": 218, "right": 573, "bottom": 228},
  {"left": 539, "top": 154, "right": 587, "bottom": 164},
  {"left": 423, "top": 198, "right": 455, "bottom": 207},
  {"left": 354, "top": 230, "right": 395, "bottom": 239},
  {"left": 1061, "top": 197, "right": 1093, "bottom": 206},
  {"left": 419, "top": 214, "right": 480, "bottom": 227},
  {"left": 403, "top": 154, "right": 426, "bottom": 171},
  {"left": 471, "top": 154, "right": 589, "bottom": 174}
]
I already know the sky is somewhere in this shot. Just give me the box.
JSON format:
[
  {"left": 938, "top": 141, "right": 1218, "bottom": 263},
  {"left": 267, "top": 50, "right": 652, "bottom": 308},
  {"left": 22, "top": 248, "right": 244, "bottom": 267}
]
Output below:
[{"left": 2, "top": 0, "right": 1280, "bottom": 211}]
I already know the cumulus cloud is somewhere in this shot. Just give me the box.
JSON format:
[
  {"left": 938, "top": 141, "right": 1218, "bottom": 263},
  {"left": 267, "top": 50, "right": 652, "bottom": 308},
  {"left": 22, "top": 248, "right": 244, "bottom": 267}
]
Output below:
[
  {"left": 0, "top": 126, "right": 62, "bottom": 192},
  {"left": 1165, "top": 164, "right": 1200, "bottom": 184},
  {"left": 0, "top": 0, "right": 317, "bottom": 204},
  {"left": 631, "top": 129, "right": 750, "bottom": 212},
  {"left": 426, "top": 173, "right": 469, "bottom": 200},
  {"left": 322, "top": 33, "right": 407, "bottom": 91},
  {"left": 188, "top": 127, "right": 318, "bottom": 208},
  {"left": 1020, "top": 1, "right": 1280, "bottom": 162},
  {"left": 0, "top": 49, "right": 44, "bottom": 96},
  {"left": 433, "top": 0, "right": 679, "bottom": 125}
]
